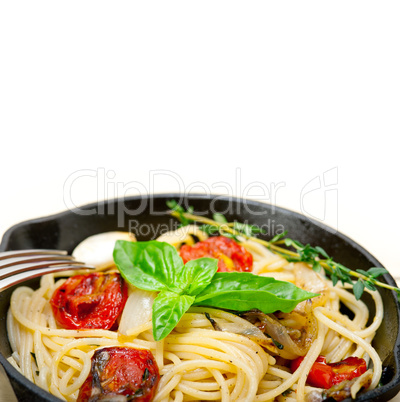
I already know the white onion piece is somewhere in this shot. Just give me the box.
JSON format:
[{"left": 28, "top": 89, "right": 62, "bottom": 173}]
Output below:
[
  {"left": 118, "top": 286, "right": 157, "bottom": 335},
  {"left": 72, "top": 231, "right": 136, "bottom": 270},
  {"left": 156, "top": 224, "right": 208, "bottom": 247},
  {"left": 294, "top": 263, "right": 328, "bottom": 308}
]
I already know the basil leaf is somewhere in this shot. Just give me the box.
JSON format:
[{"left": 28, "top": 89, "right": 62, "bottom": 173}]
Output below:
[
  {"left": 178, "top": 258, "right": 218, "bottom": 296},
  {"left": 193, "top": 272, "right": 318, "bottom": 313},
  {"left": 113, "top": 240, "right": 184, "bottom": 293},
  {"left": 152, "top": 291, "right": 195, "bottom": 341}
]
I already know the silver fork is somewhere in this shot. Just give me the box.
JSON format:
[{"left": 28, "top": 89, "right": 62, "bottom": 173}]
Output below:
[{"left": 0, "top": 249, "right": 95, "bottom": 292}]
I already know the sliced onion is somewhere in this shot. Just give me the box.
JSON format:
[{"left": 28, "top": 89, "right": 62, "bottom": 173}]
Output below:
[
  {"left": 118, "top": 285, "right": 157, "bottom": 335},
  {"left": 205, "top": 311, "right": 299, "bottom": 359},
  {"left": 240, "top": 308, "right": 317, "bottom": 359},
  {"left": 156, "top": 225, "right": 208, "bottom": 247},
  {"left": 72, "top": 231, "right": 136, "bottom": 270},
  {"left": 294, "top": 263, "right": 329, "bottom": 309}
]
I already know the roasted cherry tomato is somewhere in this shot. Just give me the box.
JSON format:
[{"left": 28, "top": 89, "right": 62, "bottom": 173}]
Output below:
[
  {"left": 50, "top": 272, "right": 128, "bottom": 330},
  {"left": 329, "top": 356, "right": 368, "bottom": 385},
  {"left": 179, "top": 236, "right": 253, "bottom": 272},
  {"left": 77, "top": 347, "right": 159, "bottom": 402},
  {"left": 291, "top": 355, "right": 367, "bottom": 389}
]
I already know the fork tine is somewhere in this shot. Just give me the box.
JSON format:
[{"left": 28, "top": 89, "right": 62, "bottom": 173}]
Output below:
[
  {"left": 0, "top": 264, "right": 94, "bottom": 292},
  {"left": 0, "top": 255, "right": 75, "bottom": 269},
  {"left": 0, "top": 260, "right": 95, "bottom": 281},
  {"left": 0, "top": 249, "right": 97, "bottom": 292},
  {"left": 0, "top": 249, "right": 68, "bottom": 260}
]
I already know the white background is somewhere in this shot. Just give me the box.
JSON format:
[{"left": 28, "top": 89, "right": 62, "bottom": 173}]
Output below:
[{"left": 0, "top": 1, "right": 399, "bottom": 401}]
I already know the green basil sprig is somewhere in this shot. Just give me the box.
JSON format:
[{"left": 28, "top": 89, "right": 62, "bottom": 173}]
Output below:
[
  {"left": 193, "top": 272, "right": 318, "bottom": 313},
  {"left": 113, "top": 240, "right": 318, "bottom": 341}
]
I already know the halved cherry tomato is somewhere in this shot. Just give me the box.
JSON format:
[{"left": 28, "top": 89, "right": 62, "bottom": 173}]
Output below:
[
  {"left": 180, "top": 236, "right": 253, "bottom": 272},
  {"left": 330, "top": 356, "right": 368, "bottom": 385},
  {"left": 291, "top": 355, "right": 367, "bottom": 389},
  {"left": 50, "top": 272, "right": 128, "bottom": 330},
  {"left": 77, "top": 347, "right": 159, "bottom": 402}
]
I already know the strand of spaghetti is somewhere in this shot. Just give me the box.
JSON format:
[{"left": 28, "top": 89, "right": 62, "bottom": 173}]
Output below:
[
  {"left": 179, "top": 366, "right": 210, "bottom": 380},
  {"left": 313, "top": 306, "right": 382, "bottom": 389},
  {"left": 166, "top": 341, "right": 258, "bottom": 396},
  {"left": 6, "top": 308, "right": 18, "bottom": 353},
  {"left": 330, "top": 337, "right": 355, "bottom": 362},
  {"left": 156, "top": 360, "right": 236, "bottom": 400},
  {"left": 156, "top": 338, "right": 165, "bottom": 370},
  {"left": 168, "top": 334, "right": 264, "bottom": 378},
  {"left": 60, "top": 354, "right": 83, "bottom": 371},
  {"left": 175, "top": 381, "right": 222, "bottom": 400},
  {"left": 44, "top": 302, "right": 58, "bottom": 329},
  {"left": 131, "top": 337, "right": 157, "bottom": 350},
  {"left": 59, "top": 367, "right": 76, "bottom": 395},
  {"left": 164, "top": 351, "right": 182, "bottom": 365},
  {"left": 322, "top": 308, "right": 359, "bottom": 331},
  {"left": 267, "top": 366, "right": 291, "bottom": 380},
  {"left": 258, "top": 379, "right": 282, "bottom": 389},
  {"left": 179, "top": 378, "right": 222, "bottom": 391},
  {"left": 186, "top": 327, "right": 273, "bottom": 369},
  {"left": 182, "top": 326, "right": 270, "bottom": 356},
  {"left": 33, "top": 329, "right": 49, "bottom": 383},
  {"left": 49, "top": 383, "right": 66, "bottom": 401},
  {"left": 332, "top": 286, "right": 369, "bottom": 327},
  {"left": 225, "top": 340, "right": 267, "bottom": 378},
  {"left": 172, "top": 390, "right": 184, "bottom": 402},
  {"left": 7, "top": 356, "right": 22, "bottom": 373},
  {"left": 255, "top": 320, "right": 325, "bottom": 402},
  {"left": 210, "top": 368, "right": 232, "bottom": 401},
  {"left": 126, "top": 321, "right": 152, "bottom": 337},
  {"left": 294, "top": 318, "right": 327, "bottom": 402},
  {"left": 165, "top": 341, "right": 259, "bottom": 384},
  {"left": 60, "top": 350, "right": 89, "bottom": 396},
  {"left": 10, "top": 351, "right": 20, "bottom": 366},
  {"left": 53, "top": 355, "right": 91, "bottom": 396},
  {"left": 354, "top": 334, "right": 374, "bottom": 360},
  {"left": 322, "top": 330, "right": 341, "bottom": 355},
  {"left": 50, "top": 338, "right": 124, "bottom": 393},
  {"left": 339, "top": 285, "right": 384, "bottom": 338},
  {"left": 153, "top": 374, "right": 182, "bottom": 402},
  {"left": 21, "top": 296, "right": 34, "bottom": 381},
  {"left": 230, "top": 366, "right": 245, "bottom": 400}
]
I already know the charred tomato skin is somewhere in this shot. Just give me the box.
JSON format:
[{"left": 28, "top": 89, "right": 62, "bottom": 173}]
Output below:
[
  {"left": 180, "top": 236, "right": 253, "bottom": 272},
  {"left": 77, "top": 347, "right": 160, "bottom": 402},
  {"left": 50, "top": 272, "right": 128, "bottom": 330},
  {"left": 330, "top": 356, "right": 367, "bottom": 385},
  {"left": 291, "top": 355, "right": 367, "bottom": 389}
]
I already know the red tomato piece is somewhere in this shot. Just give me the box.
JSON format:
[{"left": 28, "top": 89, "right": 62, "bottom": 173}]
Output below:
[
  {"left": 330, "top": 356, "right": 367, "bottom": 385},
  {"left": 77, "top": 347, "right": 160, "bottom": 402},
  {"left": 291, "top": 355, "right": 367, "bottom": 389},
  {"left": 179, "top": 236, "right": 253, "bottom": 272},
  {"left": 291, "top": 356, "right": 334, "bottom": 388},
  {"left": 50, "top": 272, "right": 128, "bottom": 330}
]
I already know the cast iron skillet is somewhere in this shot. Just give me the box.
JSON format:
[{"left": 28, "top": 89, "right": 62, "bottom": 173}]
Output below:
[{"left": 0, "top": 194, "right": 399, "bottom": 401}]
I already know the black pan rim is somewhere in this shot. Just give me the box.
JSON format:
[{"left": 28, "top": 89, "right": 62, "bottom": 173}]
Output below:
[{"left": 0, "top": 193, "right": 399, "bottom": 402}]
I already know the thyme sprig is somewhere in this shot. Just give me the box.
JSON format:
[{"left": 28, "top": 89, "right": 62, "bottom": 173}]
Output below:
[{"left": 167, "top": 200, "right": 399, "bottom": 301}]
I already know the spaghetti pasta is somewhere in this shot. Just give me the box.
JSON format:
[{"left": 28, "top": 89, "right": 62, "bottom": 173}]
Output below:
[{"left": 6, "top": 227, "right": 383, "bottom": 402}]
